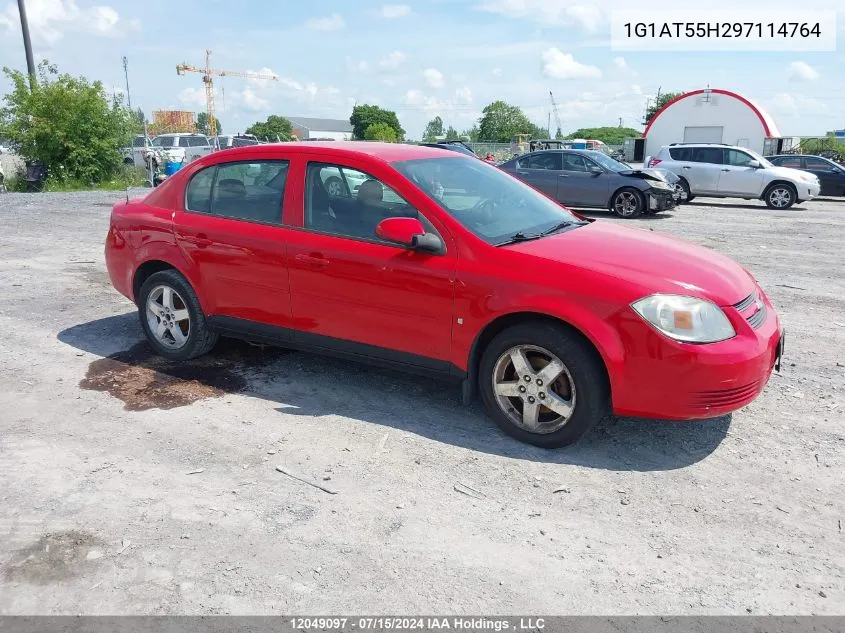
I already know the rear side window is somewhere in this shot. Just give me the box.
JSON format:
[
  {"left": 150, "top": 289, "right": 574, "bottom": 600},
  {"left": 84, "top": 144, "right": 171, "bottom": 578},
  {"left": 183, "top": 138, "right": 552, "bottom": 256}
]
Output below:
[
  {"left": 185, "top": 160, "right": 289, "bottom": 224},
  {"left": 521, "top": 153, "right": 562, "bottom": 170},
  {"left": 773, "top": 156, "right": 802, "bottom": 168},
  {"left": 185, "top": 166, "right": 215, "bottom": 213},
  {"left": 233, "top": 138, "right": 259, "bottom": 148},
  {"left": 189, "top": 136, "right": 209, "bottom": 147},
  {"left": 690, "top": 147, "right": 724, "bottom": 164},
  {"left": 668, "top": 147, "right": 692, "bottom": 161}
]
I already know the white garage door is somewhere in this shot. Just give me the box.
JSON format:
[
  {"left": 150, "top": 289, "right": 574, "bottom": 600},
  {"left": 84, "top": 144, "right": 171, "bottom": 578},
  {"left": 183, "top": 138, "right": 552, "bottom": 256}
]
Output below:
[{"left": 683, "top": 126, "right": 724, "bottom": 143}]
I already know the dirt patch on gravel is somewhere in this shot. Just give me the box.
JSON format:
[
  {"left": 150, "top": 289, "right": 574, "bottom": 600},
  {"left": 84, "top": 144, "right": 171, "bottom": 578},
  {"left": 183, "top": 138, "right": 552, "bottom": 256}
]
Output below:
[
  {"left": 3, "top": 531, "right": 108, "bottom": 585},
  {"left": 79, "top": 340, "right": 276, "bottom": 410}
]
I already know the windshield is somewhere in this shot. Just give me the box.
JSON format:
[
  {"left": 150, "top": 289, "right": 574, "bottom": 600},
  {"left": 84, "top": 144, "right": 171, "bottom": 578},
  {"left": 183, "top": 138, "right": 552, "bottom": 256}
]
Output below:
[
  {"left": 152, "top": 136, "right": 176, "bottom": 147},
  {"left": 585, "top": 151, "right": 628, "bottom": 172},
  {"left": 393, "top": 157, "right": 584, "bottom": 245}
]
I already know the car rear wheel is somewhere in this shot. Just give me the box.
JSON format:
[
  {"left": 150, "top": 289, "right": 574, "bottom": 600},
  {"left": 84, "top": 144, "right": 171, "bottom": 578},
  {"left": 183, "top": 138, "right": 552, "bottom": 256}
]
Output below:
[
  {"left": 138, "top": 270, "right": 218, "bottom": 361},
  {"left": 611, "top": 188, "right": 645, "bottom": 218},
  {"left": 478, "top": 322, "right": 609, "bottom": 448},
  {"left": 763, "top": 183, "right": 797, "bottom": 209}
]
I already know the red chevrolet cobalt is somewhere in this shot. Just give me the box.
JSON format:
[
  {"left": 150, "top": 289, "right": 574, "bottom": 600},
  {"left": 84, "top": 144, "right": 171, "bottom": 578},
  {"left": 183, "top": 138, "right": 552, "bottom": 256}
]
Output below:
[{"left": 105, "top": 142, "right": 784, "bottom": 447}]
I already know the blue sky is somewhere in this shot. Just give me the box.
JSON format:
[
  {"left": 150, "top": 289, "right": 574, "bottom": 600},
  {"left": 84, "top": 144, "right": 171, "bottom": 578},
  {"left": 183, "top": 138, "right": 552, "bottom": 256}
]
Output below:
[{"left": 1, "top": 0, "right": 844, "bottom": 138}]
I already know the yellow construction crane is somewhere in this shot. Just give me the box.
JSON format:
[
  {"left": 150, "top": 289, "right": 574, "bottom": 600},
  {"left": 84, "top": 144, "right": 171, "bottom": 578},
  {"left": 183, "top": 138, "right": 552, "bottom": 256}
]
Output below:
[{"left": 176, "top": 50, "right": 278, "bottom": 137}]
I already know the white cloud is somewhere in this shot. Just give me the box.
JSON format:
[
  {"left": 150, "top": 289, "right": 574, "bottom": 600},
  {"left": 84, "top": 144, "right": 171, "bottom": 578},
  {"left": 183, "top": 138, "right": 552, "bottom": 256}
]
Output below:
[
  {"left": 0, "top": 0, "right": 138, "bottom": 43},
  {"left": 305, "top": 13, "right": 345, "bottom": 31},
  {"left": 245, "top": 67, "right": 279, "bottom": 89},
  {"left": 477, "top": 0, "right": 604, "bottom": 32},
  {"left": 423, "top": 68, "right": 444, "bottom": 88},
  {"left": 455, "top": 86, "right": 473, "bottom": 103},
  {"left": 541, "top": 48, "right": 602, "bottom": 80},
  {"left": 379, "top": 50, "right": 407, "bottom": 69},
  {"left": 787, "top": 61, "right": 820, "bottom": 82},
  {"left": 374, "top": 4, "right": 411, "bottom": 18},
  {"left": 238, "top": 88, "right": 269, "bottom": 111},
  {"left": 178, "top": 87, "right": 207, "bottom": 109},
  {"left": 769, "top": 93, "right": 827, "bottom": 116},
  {"left": 346, "top": 58, "right": 369, "bottom": 72},
  {"left": 613, "top": 56, "right": 627, "bottom": 70},
  {"left": 630, "top": 84, "right": 642, "bottom": 94}
]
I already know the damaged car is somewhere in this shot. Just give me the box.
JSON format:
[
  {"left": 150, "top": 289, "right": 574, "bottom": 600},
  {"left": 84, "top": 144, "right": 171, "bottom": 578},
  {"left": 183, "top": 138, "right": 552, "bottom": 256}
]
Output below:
[{"left": 498, "top": 149, "right": 677, "bottom": 218}]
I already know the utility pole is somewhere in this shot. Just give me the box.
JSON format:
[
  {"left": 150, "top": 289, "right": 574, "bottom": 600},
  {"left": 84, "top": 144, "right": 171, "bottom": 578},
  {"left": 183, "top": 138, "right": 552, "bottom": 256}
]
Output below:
[
  {"left": 122, "top": 56, "right": 132, "bottom": 109},
  {"left": 618, "top": 117, "right": 623, "bottom": 128},
  {"left": 17, "top": 0, "right": 36, "bottom": 90}
]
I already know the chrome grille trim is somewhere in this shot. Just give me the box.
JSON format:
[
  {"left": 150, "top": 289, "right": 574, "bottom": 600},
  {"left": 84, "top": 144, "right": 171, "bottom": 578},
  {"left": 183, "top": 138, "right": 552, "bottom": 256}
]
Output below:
[
  {"left": 747, "top": 303, "right": 767, "bottom": 328},
  {"left": 733, "top": 294, "right": 755, "bottom": 311}
]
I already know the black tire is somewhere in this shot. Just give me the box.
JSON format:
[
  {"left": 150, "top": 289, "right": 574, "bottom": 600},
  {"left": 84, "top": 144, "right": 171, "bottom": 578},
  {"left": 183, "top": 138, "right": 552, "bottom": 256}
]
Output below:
[
  {"left": 763, "top": 182, "right": 797, "bottom": 209},
  {"left": 324, "top": 176, "right": 347, "bottom": 198},
  {"left": 478, "top": 322, "right": 610, "bottom": 448},
  {"left": 678, "top": 177, "right": 694, "bottom": 203},
  {"left": 137, "top": 270, "right": 218, "bottom": 361},
  {"left": 123, "top": 157, "right": 134, "bottom": 165},
  {"left": 610, "top": 187, "right": 645, "bottom": 218}
]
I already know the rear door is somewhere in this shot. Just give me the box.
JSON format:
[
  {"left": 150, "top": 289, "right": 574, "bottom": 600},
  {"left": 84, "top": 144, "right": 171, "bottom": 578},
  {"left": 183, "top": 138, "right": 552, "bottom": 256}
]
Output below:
[
  {"left": 174, "top": 159, "right": 296, "bottom": 330},
  {"left": 513, "top": 152, "right": 561, "bottom": 198},
  {"left": 803, "top": 156, "right": 845, "bottom": 196},
  {"left": 717, "top": 149, "right": 766, "bottom": 196},
  {"left": 685, "top": 147, "right": 724, "bottom": 194}
]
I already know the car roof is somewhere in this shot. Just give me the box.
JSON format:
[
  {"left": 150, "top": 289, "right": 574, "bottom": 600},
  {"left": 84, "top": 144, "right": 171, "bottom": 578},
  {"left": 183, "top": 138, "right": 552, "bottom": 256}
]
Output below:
[{"left": 204, "top": 141, "right": 466, "bottom": 163}]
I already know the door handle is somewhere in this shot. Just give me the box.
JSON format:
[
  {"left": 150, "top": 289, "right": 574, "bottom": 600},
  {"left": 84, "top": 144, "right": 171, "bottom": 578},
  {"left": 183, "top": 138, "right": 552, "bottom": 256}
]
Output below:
[
  {"left": 681, "top": 166, "right": 691, "bottom": 169},
  {"left": 295, "top": 253, "right": 331, "bottom": 268},
  {"left": 721, "top": 168, "right": 730, "bottom": 172},
  {"left": 191, "top": 233, "right": 213, "bottom": 248}
]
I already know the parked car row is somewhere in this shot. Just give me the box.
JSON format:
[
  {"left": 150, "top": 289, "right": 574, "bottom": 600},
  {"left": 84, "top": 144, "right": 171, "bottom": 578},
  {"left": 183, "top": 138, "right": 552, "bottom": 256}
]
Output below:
[
  {"left": 122, "top": 133, "right": 263, "bottom": 168},
  {"left": 646, "top": 143, "right": 832, "bottom": 209}
]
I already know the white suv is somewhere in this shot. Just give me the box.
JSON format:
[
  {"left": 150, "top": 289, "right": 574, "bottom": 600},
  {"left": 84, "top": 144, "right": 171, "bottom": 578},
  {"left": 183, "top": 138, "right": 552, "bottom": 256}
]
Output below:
[{"left": 647, "top": 143, "right": 820, "bottom": 209}]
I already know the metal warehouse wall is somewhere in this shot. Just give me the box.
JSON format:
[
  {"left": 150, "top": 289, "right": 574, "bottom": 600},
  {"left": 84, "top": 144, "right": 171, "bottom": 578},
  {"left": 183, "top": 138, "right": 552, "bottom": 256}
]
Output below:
[{"left": 644, "top": 91, "right": 776, "bottom": 157}]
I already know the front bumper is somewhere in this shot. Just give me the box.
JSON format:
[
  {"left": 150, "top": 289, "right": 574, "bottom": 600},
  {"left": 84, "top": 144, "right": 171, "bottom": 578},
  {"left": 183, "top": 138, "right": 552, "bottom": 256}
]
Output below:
[
  {"left": 648, "top": 189, "right": 677, "bottom": 212},
  {"left": 799, "top": 181, "right": 821, "bottom": 201},
  {"left": 610, "top": 290, "right": 783, "bottom": 420}
]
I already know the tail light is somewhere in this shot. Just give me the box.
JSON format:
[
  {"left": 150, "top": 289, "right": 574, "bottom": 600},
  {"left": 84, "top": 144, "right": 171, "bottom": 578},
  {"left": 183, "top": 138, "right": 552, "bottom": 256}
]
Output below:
[{"left": 648, "top": 158, "right": 662, "bottom": 167}]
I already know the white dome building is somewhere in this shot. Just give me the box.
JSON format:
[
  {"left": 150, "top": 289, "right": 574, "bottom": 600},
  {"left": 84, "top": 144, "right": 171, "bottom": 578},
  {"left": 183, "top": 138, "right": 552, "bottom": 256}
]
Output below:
[{"left": 644, "top": 89, "right": 783, "bottom": 158}]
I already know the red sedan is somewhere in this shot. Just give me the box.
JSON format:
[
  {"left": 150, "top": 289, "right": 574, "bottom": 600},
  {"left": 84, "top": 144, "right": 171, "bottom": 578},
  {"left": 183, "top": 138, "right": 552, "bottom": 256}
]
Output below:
[{"left": 105, "top": 142, "right": 784, "bottom": 448}]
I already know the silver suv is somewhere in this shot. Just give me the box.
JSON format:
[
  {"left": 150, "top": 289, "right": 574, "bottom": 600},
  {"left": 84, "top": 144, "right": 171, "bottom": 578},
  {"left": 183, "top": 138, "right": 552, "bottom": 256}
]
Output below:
[{"left": 647, "top": 143, "right": 820, "bottom": 209}]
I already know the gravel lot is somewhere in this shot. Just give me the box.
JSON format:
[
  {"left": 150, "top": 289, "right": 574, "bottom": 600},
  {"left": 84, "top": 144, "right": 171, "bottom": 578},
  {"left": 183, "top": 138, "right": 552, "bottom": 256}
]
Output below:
[{"left": 0, "top": 190, "right": 843, "bottom": 615}]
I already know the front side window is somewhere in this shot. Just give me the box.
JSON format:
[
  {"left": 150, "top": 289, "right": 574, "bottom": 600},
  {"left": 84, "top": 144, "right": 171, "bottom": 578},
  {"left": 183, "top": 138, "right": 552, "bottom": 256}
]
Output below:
[
  {"left": 561, "top": 154, "right": 589, "bottom": 172},
  {"left": 394, "top": 156, "right": 584, "bottom": 245},
  {"left": 805, "top": 157, "right": 836, "bottom": 171},
  {"left": 185, "top": 160, "right": 289, "bottom": 224},
  {"left": 305, "top": 162, "right": 431, "bottom": 242},
  {"left": 725, "top": 149, "right": 756, "bottom": 166}
]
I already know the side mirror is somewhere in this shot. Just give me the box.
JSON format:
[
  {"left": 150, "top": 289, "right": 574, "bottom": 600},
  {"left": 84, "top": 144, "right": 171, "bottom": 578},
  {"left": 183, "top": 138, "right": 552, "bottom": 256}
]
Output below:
[
  {"left": 375, "top": 217, "right": 443, "bottom": 254},
  {"left": 748, "top": 159, "right": 760, "bottom": 168},
  {"left": 589, "top": 166, "right": 603, "bottom": 175}
]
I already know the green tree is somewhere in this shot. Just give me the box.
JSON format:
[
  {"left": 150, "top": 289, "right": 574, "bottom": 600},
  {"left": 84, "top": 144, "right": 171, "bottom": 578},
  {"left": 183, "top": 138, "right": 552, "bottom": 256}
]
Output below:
[
  {"left": 196, "top": 112, "right": 222, "bottom": 136},
  {"left": 566, "top": 126, "right": 643, "bottom": 145},
  {"left": 644, "top": 91, "right": 683, "bottom": 125},
  {"left": 363, "top": 122, "right": 398, "bottom": 142},
  {"left": 445, "top": 125, "right": 460, "bottom": 140},
  {"left": 423, "top": 116, "right": 444, "bottom": 141},
  {"left": 478, "top": 100, "right": 536, "bottom": 142},
  {"left": 246, "top": 115, "right": 293, "bottom": 141},
  {"left": 0, "top": 60, "right": 134, "bottom": 185},
  {"left": 350, "top": 104, "right": 404, "bottom": 141},
  {"left": 461, "top": 124, "right": 480, "bottom": 142}
]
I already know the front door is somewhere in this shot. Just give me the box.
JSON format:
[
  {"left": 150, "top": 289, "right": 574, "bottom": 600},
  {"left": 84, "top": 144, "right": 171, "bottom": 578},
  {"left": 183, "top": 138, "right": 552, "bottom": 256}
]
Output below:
[
  {"left": 557, "top": 153, "right": 606, "bottom": 207},
  {"left": 718, "top": 149, "right": 765, "bottom": 196},
  {"left": 174, "top": 159, "right": 295, "bottom": 329},
  {"left": 804, "top": 156, "right": 845, "bottom": 196},
  {"left": 285, "top": 160, "right": 457, "bottom": 370}
]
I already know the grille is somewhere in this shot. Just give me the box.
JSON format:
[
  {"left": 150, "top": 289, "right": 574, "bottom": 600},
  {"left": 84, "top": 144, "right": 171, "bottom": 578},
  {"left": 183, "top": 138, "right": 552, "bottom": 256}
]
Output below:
[
  {"left": 747, "top": 303, "right": 767, "bottom": 328},
  {"left": 690, "top": 380, "right": 762, "bottom": 410},
  {"left": 733, "top": 294, "right": 755, "bottom": 311}
]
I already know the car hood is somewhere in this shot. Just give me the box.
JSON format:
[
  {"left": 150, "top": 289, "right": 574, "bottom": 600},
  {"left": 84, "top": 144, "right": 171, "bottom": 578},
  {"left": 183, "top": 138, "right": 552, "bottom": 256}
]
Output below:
[
  {"left": 617, "top": 168, "right": 668, "bottom": 182},
  {"left": 507, "top": 221, "right": 755, "bottom": 306}
]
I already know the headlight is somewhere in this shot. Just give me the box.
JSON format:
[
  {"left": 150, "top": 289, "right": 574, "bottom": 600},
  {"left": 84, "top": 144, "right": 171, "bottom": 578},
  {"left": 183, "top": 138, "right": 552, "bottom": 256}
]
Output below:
[
  {"left": 648, "top": 180, "right": 671, "bottom": 190},
  {"left": 631, "top": 294, "right": 736, "bottom": 343}
]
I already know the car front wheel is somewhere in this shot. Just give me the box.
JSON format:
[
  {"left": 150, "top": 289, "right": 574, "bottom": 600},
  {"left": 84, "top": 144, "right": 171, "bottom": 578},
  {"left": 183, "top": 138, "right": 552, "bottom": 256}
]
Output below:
[
  {"left": 611, "top": 188, "right": 645, "bottom": 218},
  {"left": 763, "top": 183, "right": 797, "bottom": 209},
  {"left": 137, "top": 270, "right": 218, "bottom": 360},
  {"left": 478, "top": 322, "right": 609, "bottom": 448}
]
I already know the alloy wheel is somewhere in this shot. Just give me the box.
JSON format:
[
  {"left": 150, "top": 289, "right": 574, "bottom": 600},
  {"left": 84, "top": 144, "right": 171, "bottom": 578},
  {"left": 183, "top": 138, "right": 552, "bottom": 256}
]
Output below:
[
  {"left": 614, "top": 191, "right": 639, "bottom": 217},
  {"left": 146, "top": 285, "right": 191, "bottom": 349},
  {"left": 768, "top": 187, "right": 792, "bottom": 208},
  {"left": 491, "top": 344, "right": 577, "bottom": 434}
]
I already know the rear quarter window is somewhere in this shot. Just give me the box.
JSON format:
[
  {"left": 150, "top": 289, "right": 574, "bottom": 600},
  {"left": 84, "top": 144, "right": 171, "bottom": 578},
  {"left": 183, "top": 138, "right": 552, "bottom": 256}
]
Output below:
[{"left": 668, "top": 147, "right": 692, "bottom": 161}]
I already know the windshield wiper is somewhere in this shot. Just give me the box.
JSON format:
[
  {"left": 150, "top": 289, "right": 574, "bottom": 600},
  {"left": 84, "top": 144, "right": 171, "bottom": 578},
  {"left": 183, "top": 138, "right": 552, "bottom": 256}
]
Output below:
[
  {"left": 495, "top": 231, "right": 542, "bottom": 246},
  {"left": 539, "top": 220, "right": 578, "bottom": 236}
]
